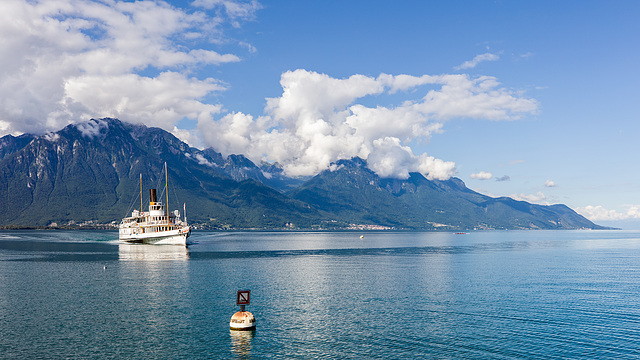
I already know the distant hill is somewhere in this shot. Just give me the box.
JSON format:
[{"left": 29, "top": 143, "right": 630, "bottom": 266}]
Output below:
[
  {"left": 0, "top": 118, "right": 606, "bottom": 230},
  {"left": 288, "top": 158, "right": 602, "bottom": 230},
  {"left": 0, "top": 118, "right": 318, "bottom": 228}
]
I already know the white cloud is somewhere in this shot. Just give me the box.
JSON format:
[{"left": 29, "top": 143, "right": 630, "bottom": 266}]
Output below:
[
  {"left": 519, "top": 52, "right": 534, "bottom": 59},
  {"left": 200, "top": 69, "right": 537, "bottom": 179},
  {"left": 0, "top": 0, "right": 250, "bottom": 136},
  {"left": 75, "top": 118, "right": 108, "bottom": 138},
  {"left": 367, "top": 137, "right": 456, "bottom": 180},
  {"left": 64, "top": 72, "right": 224, "bottom": 129},
  {"left": 266, "top": 70, "right": 385, "bottom": 124},
  {"left": 576, "top": 205, "right": 640, "bottom": 221},
  {"left": 415, "top": 75, "right": 538, "bottom": 121},
  {"left": 1, "top": 2, "right": 539, "bottom": 181},
  {"left": 192, "top": 0, "right": 262, "bottom": 23},
  {"left": 470, "top": 171, "right": 493, "bottom": 180},
  {"left": 171, "top": 126, "right": 202, "bottom": 149},
  {"left": 544, "top": 179, "right": 557, "bottom": 187},
  {"left": 455, "top": 52, "right": 500, "bottom": 70},
  {"left": 511, "top": 192, "right": 547, "bottom": 203},
  {"left": 43, "top": 132, "right": 61, "bottom": 142},
  {"left": 194, "top": 153, "right": 216, "bottom": 167}
]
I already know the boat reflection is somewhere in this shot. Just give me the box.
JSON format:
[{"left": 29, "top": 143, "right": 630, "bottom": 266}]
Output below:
[
  {"left": 230, "top": 329, "right": 255, "bottom": 359},
  {"left": 118, "top": 243, "right": 190, "bottom": 261}
]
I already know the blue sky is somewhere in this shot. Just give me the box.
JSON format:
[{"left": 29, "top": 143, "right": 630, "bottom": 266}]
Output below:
[{"left": 1, "top": 0, "right": 639, "bottom": 227}]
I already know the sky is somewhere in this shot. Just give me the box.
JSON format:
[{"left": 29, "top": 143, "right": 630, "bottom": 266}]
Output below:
[{"left": 1, "top": 0, "right": 639, "bottom": 228}]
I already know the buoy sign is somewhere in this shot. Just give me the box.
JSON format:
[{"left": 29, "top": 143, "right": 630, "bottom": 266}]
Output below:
[{"left": 237, "top": 290, "right": 251, "bottom": 306}]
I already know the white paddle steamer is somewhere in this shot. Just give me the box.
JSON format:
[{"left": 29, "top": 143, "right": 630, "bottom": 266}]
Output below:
[{"left": 119, "top": 163, "right": 191, "bottom": 245}]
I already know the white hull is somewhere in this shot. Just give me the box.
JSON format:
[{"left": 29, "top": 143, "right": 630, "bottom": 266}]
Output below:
[{"left": 119, "top": 227, "right": 191, "bottom": 245}]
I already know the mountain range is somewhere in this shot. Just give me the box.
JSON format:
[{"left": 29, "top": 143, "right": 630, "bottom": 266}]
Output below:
[{"left": 0, "top": 118, "right": 605, "bottom": 230}]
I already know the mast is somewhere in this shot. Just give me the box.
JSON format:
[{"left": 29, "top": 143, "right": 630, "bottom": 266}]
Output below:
[
  {"left": 139, "top": 173, "right": 143, "bottom": 214},
  {"left": 165, "top": 162, "right": 169, "bottom": 227}
]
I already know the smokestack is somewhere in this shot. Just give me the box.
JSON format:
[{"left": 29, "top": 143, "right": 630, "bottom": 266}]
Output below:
[{"left": 149, "top": 189, "right": 157, "bottom": 203}]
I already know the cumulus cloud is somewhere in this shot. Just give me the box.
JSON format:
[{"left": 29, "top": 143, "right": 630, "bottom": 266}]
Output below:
[
  {"left": 367, "top": 137, "right": 456, "bottom": 180},
  {"left": 455, "top": 52, "right": 500, "bottom": 70},
  {"left": 576, "top": 205, "right": 640, "bottom": 221},
  {"left": 65, "top": 72, "right": 224, "bottom": 130},
  {"left": 470, "top": 171, "right": 493, "bottom": 180},
  {"left": 544, "top": 179, "right": 557, "bottom": 187},
  {"left": 496, "top": 175, "right": 511, "bottom": 182},
  {"left": 201, "top": 69, "right": 537, "bottom": 179},
  {"left": 1, "top": 1, "right": 539, "bottom": 181},
  {"left": 511, "top": 192, "right": 548, "bottom": 204},
  {"left": 0, "top": 0, "right": 255, "bottom": 136}
]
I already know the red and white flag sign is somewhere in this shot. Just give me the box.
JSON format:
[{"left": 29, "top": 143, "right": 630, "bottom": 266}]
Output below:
[{"left": 236, "top": 290, "right": 250, "bottom": 305}]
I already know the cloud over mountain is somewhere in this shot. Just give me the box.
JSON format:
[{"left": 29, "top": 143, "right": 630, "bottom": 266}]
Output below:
[
  {"left": 0, "top": 0, "right": 253, "bottom": 135},
  {"left": 511, "top": 192, "right": 548, "bottom": 204},
  {"left": 203, "top": 69, "right": 537, "bottom": 179},
  {"left": 471, "top": 171, "right": 493, "bottom": 180},
  {"left": 0, "top": 1, "right": 538, "bottom": 181}
]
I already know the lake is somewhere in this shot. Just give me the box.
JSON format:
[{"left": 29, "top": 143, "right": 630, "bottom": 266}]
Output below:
[{"left": 1, "top": 230, "right": 640, "bottom": 359}]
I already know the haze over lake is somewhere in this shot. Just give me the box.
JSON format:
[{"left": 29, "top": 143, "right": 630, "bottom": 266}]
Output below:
[{"left": 1, "top": 230, "right": 639, "bottom": 358}]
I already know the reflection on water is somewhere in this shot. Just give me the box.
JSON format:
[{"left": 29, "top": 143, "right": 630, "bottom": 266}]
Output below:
[
  {"left": 118, "top": 243, "right": 190, "bottom": 261},
  {"left": 230, "top": 329, "right": 255, "bottom": 359}
]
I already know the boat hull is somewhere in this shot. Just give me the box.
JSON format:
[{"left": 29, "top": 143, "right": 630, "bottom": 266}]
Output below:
[{"left": 119, "top": 227, "right": 191, "bottom": 245}]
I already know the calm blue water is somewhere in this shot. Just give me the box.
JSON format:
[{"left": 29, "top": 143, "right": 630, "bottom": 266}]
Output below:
[{"left": 1, "top": 230, "right": 640, "bottom": 359}]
